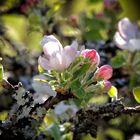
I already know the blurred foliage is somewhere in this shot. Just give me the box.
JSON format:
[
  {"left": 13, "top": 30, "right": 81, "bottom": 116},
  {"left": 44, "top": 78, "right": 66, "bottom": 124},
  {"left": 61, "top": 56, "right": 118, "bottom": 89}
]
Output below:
[{"left": 119, "top": 0, "right": 140, "bottom": 21}]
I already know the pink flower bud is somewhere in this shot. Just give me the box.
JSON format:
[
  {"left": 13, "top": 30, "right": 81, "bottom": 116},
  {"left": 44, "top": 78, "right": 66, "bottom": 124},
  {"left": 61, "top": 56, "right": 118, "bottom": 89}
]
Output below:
[
  {"left": 95, "top": 12, "right": 104, "bottom": 19},
  {"left": 81, "top": 49, "right": 100, "bottom": 66},
  {"left": 20, "top": 4, "right": 28, "bottom": 13},
  {"left": 95, "top": 65, "right": 113, "bottom": 80},
  {"left": 68, "top": 15, "right": 78, "bottom": 27},
  {"left": 26, "top": 0, "right": 34, "bottom": 5},
  {"left": 103, "top": 80, "right": 112, "bottom": 91},
  {"left": 104, "top": 0, "right": 117, "bottom": 10}
]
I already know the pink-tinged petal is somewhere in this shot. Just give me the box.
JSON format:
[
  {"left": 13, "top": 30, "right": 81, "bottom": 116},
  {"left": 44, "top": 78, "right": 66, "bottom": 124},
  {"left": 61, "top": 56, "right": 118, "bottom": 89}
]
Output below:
[
  {"left": 54, "top": 53, "right": 66, "bottom": 71},
  {"left": 95, "top": 65, "right": 113, "bottom": 80},
  {"left": 43, "top": 42, "right": 62, "bottom": 57},
  {"left": 63, "top": 41, "right": 79, "bottom": 68},
  {"left": 64, "top": 41, "right": 78, "bottom": 56},
  {"left": 70, "top": 40, "right": 78, "bottom": 51},
  {"left": 81, "top": 49, "right": 100, "bottom": 66},
  {"left": 40, "top": 35, "right": 62, "bottom": 47},
  {"left": 94, "top": 51, "right": 100, "bottom": 66},
  {"left": 39, "top": 35, "right": 80, "bottom": 72},
  {"left": 118, "top": 17, "right": 138, "bottom": 40},
  {"left": 38, "top": 56, "right": 53, "bottom": 70},
  {"left": 128, "top": 39, "right": 140, "bottom": 52},
  {"left": 114, "top": 32, "right": 128, "bottom": 50},
  {"left": 48, "top": 53, "right": 66, "bottom": 72}
]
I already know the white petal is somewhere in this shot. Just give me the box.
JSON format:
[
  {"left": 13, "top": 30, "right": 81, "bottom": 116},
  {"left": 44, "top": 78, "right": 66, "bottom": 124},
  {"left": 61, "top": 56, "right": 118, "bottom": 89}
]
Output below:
[
  {"left": 32, "top": 75, "right": 56, "bottom": 99},
  {"left": 118, "top": 17, "right": 138, "bottom": 40},
  {"left": 32, "top": 81, "right": 56, "bottom": 96},
  {"left": 114, "top": 32, "right": 128, "bottom": 50},
  {"left": 33, "top": 93, "right": 49, "bottom": 104},
  {"left": 63, "top": 41, "right": 78, "bottom": 68},
  {"left": 128, "top": 39, "right": 140, "bottom": 52},
  {"left": 43, "top": 42, "right": 62, "bottom": 57},
  {"left": 38, "top": 56, "right": 53, "bottom": 70},
  {"left": 40, "top": 35, "right": 62, "bottom": 47},
  {"left": 54, "top": 53, "right": 66, "bottom": 71},
  {"left": 41, "top": 35, "right": 63, "bottom": 58},
  {"left": 70, "top": 40, "right": 78, "bottom": 51}
]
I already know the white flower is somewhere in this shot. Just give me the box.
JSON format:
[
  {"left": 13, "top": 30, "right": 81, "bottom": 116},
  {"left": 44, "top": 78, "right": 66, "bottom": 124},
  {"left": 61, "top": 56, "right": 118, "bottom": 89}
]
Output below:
[
  {"left": 38, "top": 35, "right": 79, "bottom": 71},
  {"left": 32, "top": 74, "right": 56, "bottom": 104},
  {"left": 114, "top": 17, "right": 140, "bottom": 52}
]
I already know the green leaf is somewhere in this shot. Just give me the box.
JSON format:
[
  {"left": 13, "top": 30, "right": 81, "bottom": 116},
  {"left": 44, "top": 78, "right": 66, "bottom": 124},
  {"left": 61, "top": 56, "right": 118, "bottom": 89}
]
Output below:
[
  {"left": 0, "top": 64, "right": 4, "bottom": 81},
  {"left": 38, "top": 65, "right": 44, "bottom": 73},
  {"left": 47, "top": 3, "right": 61, "bottom": 20},
  {"left": 73, "top": 63, "right": 91, "bottom": 79},
  {"left": 47, "top": 123, "right": 61, "bottom": 140},
  {"left": 108, "top": 86, "right": 118, "bottom": 98},
  {"left": 133, "top": 87, "right": 140, "bottom": 103},
  {"left": 71, "top": 79, "right": 85, "bottom": 99},
  {"left": 111, "top": 55, "right": 126, "bottom": 68},
  {"left": 82, "top": 17, "right": 107, "bottom": 40},
  {"left": 63, "top": 71, "right": 72, "bottom": 81}
]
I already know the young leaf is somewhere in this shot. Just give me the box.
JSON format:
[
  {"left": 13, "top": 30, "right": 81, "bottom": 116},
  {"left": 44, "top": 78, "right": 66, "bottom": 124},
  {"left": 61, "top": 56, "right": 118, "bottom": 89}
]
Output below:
[
  {"left": 111, "top": 55, "right": 126, "bottom": 68},
  {"left": 108, "top": 86, "right": 118, "bottom": 98},
  {"left": 71, "top": 79, "right": 85, "bottom": 99},
  {"left": 133, "top": 87, "right": 140, "bottom": 103},
  {"left": 73, "top": 63, "right": 91, "bottom": 79},
  {"left": 38, "top": 65, "right": 44, "bottom": 73}
]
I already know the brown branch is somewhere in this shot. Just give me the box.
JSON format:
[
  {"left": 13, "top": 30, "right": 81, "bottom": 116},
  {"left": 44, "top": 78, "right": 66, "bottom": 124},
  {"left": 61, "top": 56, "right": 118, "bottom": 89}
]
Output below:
[
  {"left": 43, "top": 92, "right": 74, "bottom": 110},
  {"left": 123, "top": 106, "right": 140, "bottom": 114},
  {"left": 63, "top": 100, "right": 140, "bottom": 140},
  {"left": 0, "top": 79, "right": 15, "bottom": 91},
  {"left": 1, "top": 79, "right": 140, "bottom": 140}
]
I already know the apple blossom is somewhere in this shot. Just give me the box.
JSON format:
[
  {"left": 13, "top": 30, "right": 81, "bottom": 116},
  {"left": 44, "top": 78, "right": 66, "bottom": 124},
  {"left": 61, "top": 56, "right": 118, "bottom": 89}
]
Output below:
[
  {"left": 95, "top": 65, "right": 113, "bottom": 80},
  {"left": 114, "top": 17, "right": 140, "bottom": 52},
  {"left": 81, "top": 49, "right": 100, "bottom": 66},
  {"left": 38, "top": 35, "right": 79, "bottom": 72}
]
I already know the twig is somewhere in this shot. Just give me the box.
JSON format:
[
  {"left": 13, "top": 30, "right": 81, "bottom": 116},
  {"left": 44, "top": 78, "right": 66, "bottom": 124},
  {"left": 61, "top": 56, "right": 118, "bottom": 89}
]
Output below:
[{"left": 64, "top": 100, "right": 140, "bottom": 140}]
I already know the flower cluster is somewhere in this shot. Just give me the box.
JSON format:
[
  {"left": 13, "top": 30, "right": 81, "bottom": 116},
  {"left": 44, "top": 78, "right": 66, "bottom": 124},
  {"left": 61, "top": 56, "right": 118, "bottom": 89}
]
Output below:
[
  {"left": 114, "top": 17, "right": 140, "bottom": 52},
  {"left": 33, "top": 35, "right": 116, "bottom": 103}
]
